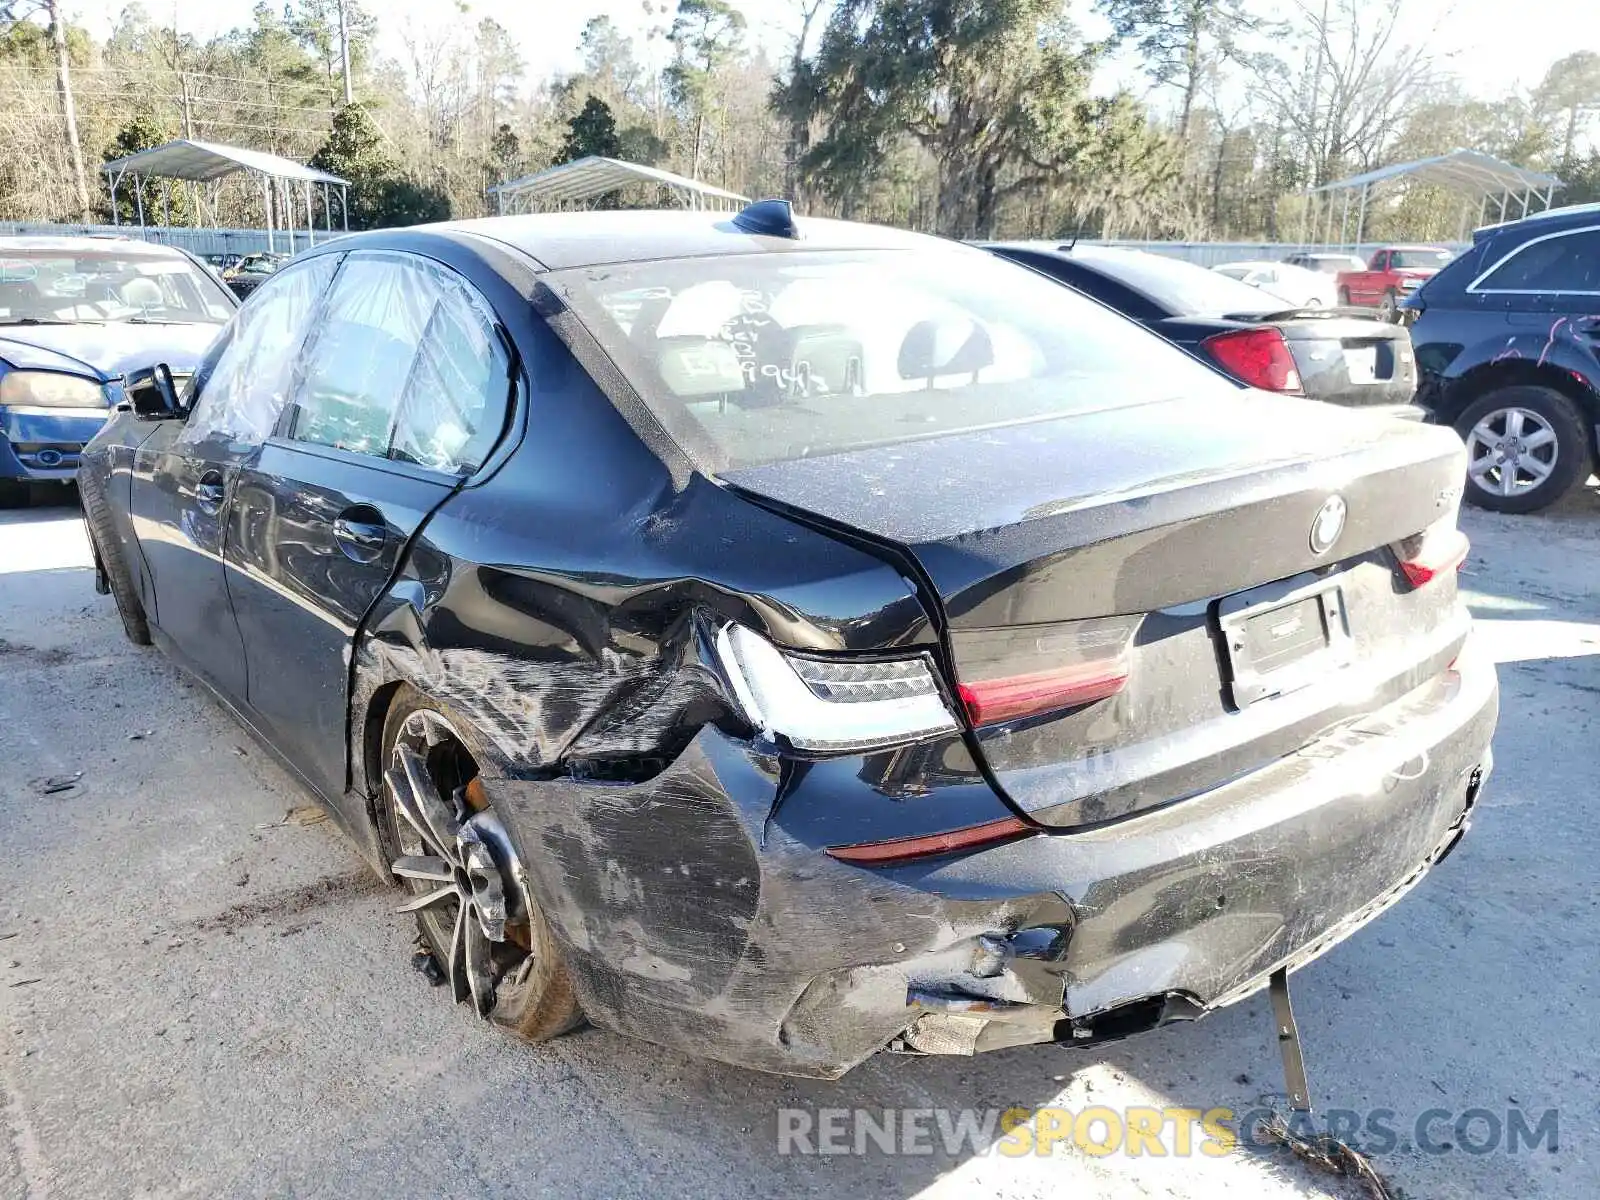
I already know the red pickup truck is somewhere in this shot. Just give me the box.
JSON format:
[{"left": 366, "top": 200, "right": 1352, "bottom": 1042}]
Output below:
[{"left": 1337, "top": 246, "right": 1456, "bottom": 313}]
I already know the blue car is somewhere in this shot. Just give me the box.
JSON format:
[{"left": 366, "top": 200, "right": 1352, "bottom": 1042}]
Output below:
[
  {"left": 1402, "top": 201, "right": 1600, "bottom": 513},
  {"left": 0, "top": 237, "right": 236, "bottom": 506}
]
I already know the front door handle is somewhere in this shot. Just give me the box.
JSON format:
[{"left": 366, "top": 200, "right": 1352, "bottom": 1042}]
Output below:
[
  {"left": 195, "top": 470, "right": 226, "bottom": 514},
  {"left": 333, "top": 506, "right": 389, "bottom": 563}
]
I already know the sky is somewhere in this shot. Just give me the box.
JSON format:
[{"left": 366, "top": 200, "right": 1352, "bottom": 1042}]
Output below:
[{"left": 66, "top": 0, "right": 1600, "bottom": 107}]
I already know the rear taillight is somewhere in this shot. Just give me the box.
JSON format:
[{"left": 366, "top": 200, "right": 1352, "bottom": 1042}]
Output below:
[
  {"left": 1392, "top": 519, "right": 1469, "bottom": 587},
  {"left": 952, "top": 615, "right": 1143, "bottom": 727},
  {"left": 713, "top": 624, "right": 959, "bottom": 753},
  {"left": 1201, "top": 327, "right": 1303, "bottom": 393},
  {"left": 825, "top": 815, "right": 1035, "bottom": 865}
]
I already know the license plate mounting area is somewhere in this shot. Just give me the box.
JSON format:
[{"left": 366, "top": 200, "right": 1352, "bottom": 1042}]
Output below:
[{"left": 1217, "top": 573, "right": 1353, "bottom": 708}]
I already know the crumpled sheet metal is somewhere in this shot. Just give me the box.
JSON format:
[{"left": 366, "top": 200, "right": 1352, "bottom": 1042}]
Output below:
[{"left": 486, "top": 726, "right": 1074, "bottom": 1078}]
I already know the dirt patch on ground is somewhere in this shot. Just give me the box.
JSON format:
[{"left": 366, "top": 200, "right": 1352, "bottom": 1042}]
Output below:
[
  {"left": 0, "top": 638, "right": 72, "bottom": 667},
  {"left": 194, "top": 869, "right": 384, "bottom": 934}
]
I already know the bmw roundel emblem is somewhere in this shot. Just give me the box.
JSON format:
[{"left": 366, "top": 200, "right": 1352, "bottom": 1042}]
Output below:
[{"left": 1310, "top": 495, "right": 1347, "bottom": 555}]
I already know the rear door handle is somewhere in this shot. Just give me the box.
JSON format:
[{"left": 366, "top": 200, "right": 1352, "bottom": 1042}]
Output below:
[
  {"left": 196, "top": 470, "right": 226, "bottom": 514},
  {"left": 333, "top": 506, "right": 389, "bottom": 563}
]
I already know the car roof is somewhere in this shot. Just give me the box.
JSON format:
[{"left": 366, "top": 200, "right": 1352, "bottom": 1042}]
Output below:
[
  {"left": 0, "top": 235, "right": 191, "bottom": 258},
  {"left": 1474, "top": 200, "right": 1600, "bottom": 240},
  {"left": 409, "top": 209, "right": 943, "bottom": 271}
]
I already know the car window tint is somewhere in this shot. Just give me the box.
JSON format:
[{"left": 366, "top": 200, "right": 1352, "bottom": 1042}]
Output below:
[
  {"left": 287, "top": 253, "right": 510, "bottom": 472},
  {"left": 1478, "top": 230, "right": 1600, "bottom": 292},
  {"left": 178, "top": 254, "right": 340, "bottom": 449},
  {"left": 390, "top": 269, "right": 510, "bottom": 474}
]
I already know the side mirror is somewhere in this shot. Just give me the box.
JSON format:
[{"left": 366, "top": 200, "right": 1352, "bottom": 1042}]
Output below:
[{"left": 125, "top": 364, "right": 181, "bottom": 421}]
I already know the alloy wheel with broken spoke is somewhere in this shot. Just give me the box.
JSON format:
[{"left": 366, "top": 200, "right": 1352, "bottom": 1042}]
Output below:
[{"left": 385, "top": 708, "right": 531, "bottom": 1020}]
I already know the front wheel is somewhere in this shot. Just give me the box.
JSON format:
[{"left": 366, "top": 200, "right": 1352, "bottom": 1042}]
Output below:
[
  {"left": 1456, "top": 386, "right": 1592, "bottom": 513},
  {"left": 378, "top": 690, "right": 584, "bottom": 1042},
  {"left": 1378, "top": 288, "right": 1399, "bottom": 316}
]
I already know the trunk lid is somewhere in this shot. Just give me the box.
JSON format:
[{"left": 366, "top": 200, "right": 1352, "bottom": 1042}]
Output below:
[{"left": 723, "top": 392, "right": 1468, "bottom": 827}]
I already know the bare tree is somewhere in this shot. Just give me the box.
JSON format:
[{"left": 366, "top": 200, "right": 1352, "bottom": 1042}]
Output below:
[
  {"left": 41, "top": 0, "right": 91, "bottom": 219},
  {"left": 1253, "top": 0, "right": 1441, "bottom": 187}
]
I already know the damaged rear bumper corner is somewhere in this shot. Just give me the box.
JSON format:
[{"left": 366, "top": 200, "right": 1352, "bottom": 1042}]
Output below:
[{"left": 486, "top": 652, "right": 1497, "bottom": 1078}]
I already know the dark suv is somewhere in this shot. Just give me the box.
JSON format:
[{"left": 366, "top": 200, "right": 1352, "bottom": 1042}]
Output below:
[{"left": 1403, "top": 203, "right": 1600, "bottom": 513}]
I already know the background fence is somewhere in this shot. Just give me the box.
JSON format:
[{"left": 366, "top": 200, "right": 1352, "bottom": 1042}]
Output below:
[{"left": 0, "top": 222, "right": 341, "bottom": 257}]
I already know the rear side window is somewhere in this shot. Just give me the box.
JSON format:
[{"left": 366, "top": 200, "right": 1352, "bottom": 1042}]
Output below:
[
  {"left": 285, "top": 253, "right": 510, "bottom": 473},
  {"left": 551, "top": 246, "right": 1238, "bottom": 472},
  {"left": 1474, "top": 229, "right": 1600, "bottom": 293},
  {"left": 178, "top": 254, "right": 340, "bottom": 448}
]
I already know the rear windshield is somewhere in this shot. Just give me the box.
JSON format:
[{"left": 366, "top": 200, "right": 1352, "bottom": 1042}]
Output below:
[
  {"left": 1388, "top": 248, "right": 1454, "bottom": 269},
  {"left": 550, "top": 248, "right": 1237, "bottom": 471},
  {"left": 1072, "top": 251, "right": 1277, "bottom": 317}
]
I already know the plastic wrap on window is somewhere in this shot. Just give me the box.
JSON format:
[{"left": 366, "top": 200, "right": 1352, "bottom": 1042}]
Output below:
[
  {"left": 289, "top": 256, "right": 437, "bottom": 457},
  {"left": 390, "top": 268, "right": 506, "bottom": 473},
  {"left": 178, "top": 255, "right": 339, "bottom": 447}
]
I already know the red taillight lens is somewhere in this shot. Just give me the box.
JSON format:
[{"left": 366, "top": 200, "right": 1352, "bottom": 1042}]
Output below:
[
  {"left": 958, "top": 663, "right": 1128, "bottom": 726},
  {"left": 951, "top": 615, "right": 1142, "bottom": 727},
  {"left": 1201, "top": 327, "right": 1303, "bottom": 393},
  {"left": 1393, "top": 524, "right": 1469, "bottom": 586},
  {"left": 825, "top": 815, "right": 1034, "bottom": 865}
]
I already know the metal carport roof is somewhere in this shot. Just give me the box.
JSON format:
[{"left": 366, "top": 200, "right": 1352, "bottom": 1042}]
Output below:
[
  {"left": 101, "top": 139, "right": 347, "bottom": 186},
  {"left": 1307, "top": 148, "right": 1564, "bottom": 244},
  {"left": 488, "top": 156, "right": 748, "bottom": 214},
  {"left": 100, "top": 139, "right": 349, "bottom": 252}
]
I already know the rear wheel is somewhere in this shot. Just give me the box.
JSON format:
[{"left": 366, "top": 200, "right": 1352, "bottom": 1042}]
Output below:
[
  {"left": 1378, "top": 288, "right": 1399, "bottom": 317},
  {"left": 1455, "top": 385, "right": 1591, "bottom": 514},
  {"left": 378, "top": 691, "right": 583, "bottom": 1042},
  {"left": 1338, "top": 287, "right": 1352, "bottom": 306}
]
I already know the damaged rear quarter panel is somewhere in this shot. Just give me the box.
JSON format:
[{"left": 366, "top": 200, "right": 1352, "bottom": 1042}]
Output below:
[{"left": 340, "top": 359, "right": 1052, "bottom": 1071}]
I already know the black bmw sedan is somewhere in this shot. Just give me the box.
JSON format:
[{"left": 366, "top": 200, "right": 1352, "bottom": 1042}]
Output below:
[{"left": 79, "top": 203, "right": 1497, "bottom": 1078}]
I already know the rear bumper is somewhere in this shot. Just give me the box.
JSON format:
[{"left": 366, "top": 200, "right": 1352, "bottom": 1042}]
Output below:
[{"left": 489, "top": 647, "right": 1497, "bottom": 1078}]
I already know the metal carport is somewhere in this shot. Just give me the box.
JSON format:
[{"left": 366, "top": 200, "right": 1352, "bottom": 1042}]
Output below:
[
  {"left": 1306, "top": 149, "right": 1564, "bottom": 245},
  {"left": 488, "top": 156, "right": 748, "bottom": 214},
  {"left": 100, "top": 139, "right": 350, "bottom": 254}
]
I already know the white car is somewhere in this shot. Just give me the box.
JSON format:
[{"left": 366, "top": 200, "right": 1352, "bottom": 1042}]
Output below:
[{"left": 1211, "top": 261, "right": 1339, "bottom": 309}]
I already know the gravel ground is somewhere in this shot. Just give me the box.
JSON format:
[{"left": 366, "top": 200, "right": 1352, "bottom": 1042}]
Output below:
[{"left": 2, "top": 489, "right": 1596, "bottom": 1200}]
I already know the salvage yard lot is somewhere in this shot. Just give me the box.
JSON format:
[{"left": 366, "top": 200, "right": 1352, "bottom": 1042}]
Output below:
[{"left": 2, "top": 494, "right": 1597, "bottom": 1200}]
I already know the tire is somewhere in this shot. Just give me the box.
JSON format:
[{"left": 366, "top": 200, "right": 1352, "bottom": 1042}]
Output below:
[
  {"left": 1338, "top": 287, "right": 1352, "bottom": 306},
  {"left": 78, "top": 473, "right": 152, "bottom": 644},
  {"left": 1455, "top": 385, "right": 1592, "bottom": 514},
  {"left": 378, "top": 687, "right": 583, "bottom": 1043},
  {"left": 1378, "top": 288, "right": 1399, "bottom": 316}
]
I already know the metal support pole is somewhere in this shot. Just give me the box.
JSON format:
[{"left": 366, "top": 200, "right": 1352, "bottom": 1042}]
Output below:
[
  {"left": 1354, "top": 182, "right": 1368, "bottom": 246},
  {"left": 322, "top": 183, "right": 332, "bottom": 233},
  {"left": 108, "top": 172, "right": 118, "bottom": 226},
  {"left": 341, "top": 185, "right": 349, "bottom": 232},
  {"left": 1520, "top": 189, "right": 1531, "bottom": 218},
  {"left": 304, "top": 181, "right": 315, "bottom": 248},
  {"left": 262, "top": 174, "right": 275, "bottom": 254},
  {"left": 133, "top": 174, "right": 145, "bottom": 234},
  {"left": 1338, "top": 190, "right": 1350, "bottom": 248}
]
